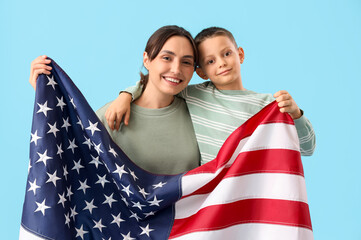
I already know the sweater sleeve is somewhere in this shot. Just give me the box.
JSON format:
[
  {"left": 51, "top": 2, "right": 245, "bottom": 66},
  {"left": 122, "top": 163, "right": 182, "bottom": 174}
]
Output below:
[
  {"left": 122, "top": 81, "right": 143, "bottom": 101},
  {"left": 294, "top": 114, "right": 316, "bottom": 156}
]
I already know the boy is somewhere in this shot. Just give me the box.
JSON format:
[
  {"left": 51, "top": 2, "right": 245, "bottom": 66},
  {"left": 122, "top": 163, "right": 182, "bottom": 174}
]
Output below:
[{"left": 106, "top": 27, "right": 315, "bottom": 165}]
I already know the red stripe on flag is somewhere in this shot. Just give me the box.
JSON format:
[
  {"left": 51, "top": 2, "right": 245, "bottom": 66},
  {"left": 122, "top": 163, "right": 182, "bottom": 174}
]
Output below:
[
  {"left": 170, "top": 199, "right": 312, "bottom": 238},
  {"left": 183, "top": 149, "right": 303, "bottom": 197}
]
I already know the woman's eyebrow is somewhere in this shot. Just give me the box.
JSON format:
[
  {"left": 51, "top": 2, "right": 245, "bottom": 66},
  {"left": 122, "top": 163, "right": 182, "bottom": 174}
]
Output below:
[{"left": 160, "top": 50, "right": 194, "bottom": 60}]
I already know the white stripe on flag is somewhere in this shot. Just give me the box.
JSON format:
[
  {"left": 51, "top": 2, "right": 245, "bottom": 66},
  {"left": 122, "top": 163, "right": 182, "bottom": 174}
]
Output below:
[
  {"left": 175, "top": 173, "right": 307, "bottom": 219},
  {"left": 19, "top": 226, "right": 46, "bottom": 240},
  {"left": 170, "top": 223, "right": 314, "bottom": 240},
  {"left": 182, "top": 123, "right": 300, "bottom": 196}
]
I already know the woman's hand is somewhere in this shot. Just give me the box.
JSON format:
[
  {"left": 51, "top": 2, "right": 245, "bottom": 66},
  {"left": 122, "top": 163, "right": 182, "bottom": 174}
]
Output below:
[
  {"left": 274, "top": 90, "right": 302, "bottom": 120},
  {"left": 29, "top": 55, "right": 52, "bottom": 90},
  {"left": 105, "top": 93, "right": 132, "bottom": 130}
]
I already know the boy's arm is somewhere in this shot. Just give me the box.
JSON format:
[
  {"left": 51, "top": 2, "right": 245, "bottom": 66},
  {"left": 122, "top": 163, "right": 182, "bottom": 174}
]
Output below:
[
  {"left": 274, "top": 90, "right": 316, "bottom": 156},
  {"left": 294, "top": 114, "right": 316, "bottom": 156},
  {"left": 104, "top": 81, "right": 143, "bottom": 131},
  {"left": 122, "top": 81, "right": 143, "bottom": 101}
]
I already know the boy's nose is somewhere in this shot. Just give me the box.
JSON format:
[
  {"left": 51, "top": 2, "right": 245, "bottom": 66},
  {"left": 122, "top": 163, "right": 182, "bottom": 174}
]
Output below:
[{"left": 218, "top": 58, "right": 227, "bottom": 68}]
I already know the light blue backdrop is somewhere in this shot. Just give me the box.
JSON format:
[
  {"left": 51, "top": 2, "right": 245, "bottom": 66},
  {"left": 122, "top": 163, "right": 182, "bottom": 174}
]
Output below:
[{"left": 1, "top": 0, "right": 360, "bottom": 239}]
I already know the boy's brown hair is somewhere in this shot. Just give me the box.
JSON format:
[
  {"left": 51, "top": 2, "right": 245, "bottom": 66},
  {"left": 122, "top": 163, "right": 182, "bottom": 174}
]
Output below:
[{"left": 194, "top": 27, "right": 238, "bottom": 66}]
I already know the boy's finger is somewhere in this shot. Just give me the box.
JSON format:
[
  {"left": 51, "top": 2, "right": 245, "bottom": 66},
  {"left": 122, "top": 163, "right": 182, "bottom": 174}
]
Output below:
[
  {"left": 278, "top": 100, "right": 292, "bottom": 108},
  {"left": 273, "top": 90, "right": 288, "bottom": 98},
  {"left": 124, "top": 109, "right": 130, "bottom": 126},
  {"left": 115, "top": 113, "right": 123, "bottom": 130},
  {"left": 107, "top": 113, "right": 115, "bottom": 130}
]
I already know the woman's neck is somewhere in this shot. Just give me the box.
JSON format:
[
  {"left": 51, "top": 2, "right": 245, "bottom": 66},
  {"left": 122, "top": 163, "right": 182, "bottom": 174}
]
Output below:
[{"left": 134, "top": 85, "right": 175, "bottom": 109}]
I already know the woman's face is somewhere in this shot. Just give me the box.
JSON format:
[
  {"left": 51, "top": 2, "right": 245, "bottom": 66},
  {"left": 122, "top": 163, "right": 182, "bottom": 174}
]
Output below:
[{"left": 144, "top": 36, "right": 195, "bottom": 98}]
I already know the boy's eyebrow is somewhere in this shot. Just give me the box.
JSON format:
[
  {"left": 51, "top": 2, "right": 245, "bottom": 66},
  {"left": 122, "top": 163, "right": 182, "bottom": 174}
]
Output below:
[
  {"left": 160, "top": 50, "right": 194, "bottom": 60},
  {"left": 201, "top": 47, "right": 233, "bottom": 61}
]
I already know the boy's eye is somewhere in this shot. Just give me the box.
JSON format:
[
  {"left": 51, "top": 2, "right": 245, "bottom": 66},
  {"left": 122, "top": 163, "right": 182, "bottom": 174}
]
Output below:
[{"left": 224, "top": 51, "right": 232, "bottom": 57}]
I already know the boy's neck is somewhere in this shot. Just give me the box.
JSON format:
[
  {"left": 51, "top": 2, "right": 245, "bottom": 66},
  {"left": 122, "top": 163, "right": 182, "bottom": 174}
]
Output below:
[
  {"left": 213, "top": 76, "right": 246, "bottom": 91},
  {"left": 134, "top": 86, "right": 175, "bottom": 109}
]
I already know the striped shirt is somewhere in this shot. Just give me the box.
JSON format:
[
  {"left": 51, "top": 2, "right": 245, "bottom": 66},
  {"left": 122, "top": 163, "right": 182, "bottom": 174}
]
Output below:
[{"left": 127, "top": 81, "right": 316, "bottom": 165}]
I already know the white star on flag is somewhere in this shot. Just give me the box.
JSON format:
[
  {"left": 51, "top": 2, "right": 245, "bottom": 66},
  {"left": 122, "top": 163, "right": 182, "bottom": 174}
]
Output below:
[
  {"left": 70, "top": 206, "right": 78, "bottom": 221},
  {"left": 108, "top": 145, "right": 118, "bottom": 157},
  {"left": 121, "top": 232, "right": 135, "bottom": 240},
  {"left": 96, "top": 174, "right": 109, "bottom": 188},
  {"left": 30, "top": 130, "right": 42, "bottom": 145},
  {"left": 140, "top": 224, "right": 154, "bottom": 237},
  {"left": 89, "top": 155, "right": 103, "bottom": 169},
  {"left": 75, "top": 225, "right": 88, "bottom": 240},
  {"left": 46, "top": 170, "right": 61, "bottom": 187},
  {"left": 121, "top": 184, "right": 133, "bottom": 197},
  {"left": 67, "top": 138, "right": 78, "bottom": 153},
  {"left": 34, "top": 199, "right": 50, "bottom": 216},
  {"left": 72, "top": 159, "right": 84, "bottom": 174},
  {"left": 28, "top": 179, "right": 40, "bottom": 195},
  {"left": 103, "top": 193, "right": 117, "bottom": 208},
  {"left": 152, "top": 181, "right": 167, "bottom": 189},
  {"left": 57, "top": 192, "right": 67, "bottom": 208},
  {"left": 36, "top": 149, "right": 53, "bottom": 166},
  {"left": 86, "top": 120, "right": 100, "bottom": 136},
  {"left": 113, "top": 164, "right": 128, "bottom": 179},
  {"left": 111, "top": 213, "right": 125, "bottom": 227},
  {"left": 77, "top": 179, "right": 90, "bottom": 194},
  {"left": 61, "top": 117, "right": 71, "bottom": 132},
  {"left": 83, "top": 199, "right": 97, "bottom": 214},
  {"left": 56, "top": 96, "right": 66, "bottom": 111},
  {"left": 37, "top": 101, "right": 53, "bottom": 117},
  {"left": 93, "top": 219, "right": 106, "bottom": 232},
  {"left": 46, "top": 75, "right": 57, "bottom": 89},
  {"left": 47, "top": 122, "right": 59, "bottom": 137},
  {"left": 148, "top": 195, "right": 163, "bottom": 207},
  {"left": 56, "top": 143, "right": 64, "bottom": 159}
]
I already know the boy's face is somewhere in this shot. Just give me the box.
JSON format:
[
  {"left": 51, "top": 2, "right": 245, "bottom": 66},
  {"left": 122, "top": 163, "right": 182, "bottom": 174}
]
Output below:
[{"left": 196, "top": 36, "right": 244, "bottom": 90}]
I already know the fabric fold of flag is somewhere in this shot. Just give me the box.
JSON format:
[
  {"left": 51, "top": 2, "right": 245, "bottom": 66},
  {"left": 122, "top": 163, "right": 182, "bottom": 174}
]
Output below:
[{"left": 20, "top": 58, "right": 313, "bottom": 240}]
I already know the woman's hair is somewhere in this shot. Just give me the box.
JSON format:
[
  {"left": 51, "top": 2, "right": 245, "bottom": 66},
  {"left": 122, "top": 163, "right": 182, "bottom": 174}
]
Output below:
[
  {"left": 194, "top": 27, "right": 237, "bottom": 66},
  {"left": 140, "top": 25, "right": 197, "bottom": 89}
]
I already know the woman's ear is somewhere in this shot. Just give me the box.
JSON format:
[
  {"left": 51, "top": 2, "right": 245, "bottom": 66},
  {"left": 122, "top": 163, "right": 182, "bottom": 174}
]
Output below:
[
  {"left": 143, "top": 52, "right": 150, "bottom": 70},
  {"left": 196, "top": 67, "right": 208, "bottom": 80},
  {"left": 238, "top": 47, "right": 245, "bottom": 64}
]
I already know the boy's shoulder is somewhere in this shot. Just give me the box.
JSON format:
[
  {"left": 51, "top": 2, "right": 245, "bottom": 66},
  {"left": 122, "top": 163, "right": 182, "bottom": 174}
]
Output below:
[{"left": 185, "top": 81, "right": 274, "bottom": 100}]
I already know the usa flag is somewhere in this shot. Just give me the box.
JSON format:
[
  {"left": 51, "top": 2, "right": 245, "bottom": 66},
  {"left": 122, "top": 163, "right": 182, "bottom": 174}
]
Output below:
[{"left": 20, "top": 59, "right": 313, "bottom": 240}]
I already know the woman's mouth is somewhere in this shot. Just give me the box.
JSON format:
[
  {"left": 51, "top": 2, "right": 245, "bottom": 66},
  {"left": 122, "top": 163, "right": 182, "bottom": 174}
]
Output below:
[{"left": 163, "top": 76, "right": 182, "bottom": 84}]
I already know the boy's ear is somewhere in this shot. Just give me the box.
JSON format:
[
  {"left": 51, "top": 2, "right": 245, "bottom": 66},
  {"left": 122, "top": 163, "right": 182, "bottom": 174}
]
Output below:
[
  {"left": 196, "top": 67, "right": 208, "bottom": 80},
  {"left": 238, "top": 47, "right": 245, "bottom": 64},
  {"left": 143, "top": 52, "right": 150, "bottom": 70}
]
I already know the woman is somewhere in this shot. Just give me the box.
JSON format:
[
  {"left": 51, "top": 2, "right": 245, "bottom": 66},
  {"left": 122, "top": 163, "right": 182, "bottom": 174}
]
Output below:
[{"left": 29, "top": 25, "right": 200, "bottom": 174}]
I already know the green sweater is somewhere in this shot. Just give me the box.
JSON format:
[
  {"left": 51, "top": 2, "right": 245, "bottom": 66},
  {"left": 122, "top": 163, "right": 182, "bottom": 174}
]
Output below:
[
  {"left": 126, "top": 81, "right": 316, "bottom": 165},
  {"left": 96, "top": 97, "right": 200, "bottom": 174}
]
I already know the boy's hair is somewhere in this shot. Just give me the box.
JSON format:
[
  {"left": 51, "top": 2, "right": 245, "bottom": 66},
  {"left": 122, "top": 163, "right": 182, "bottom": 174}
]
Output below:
[{"left": 194, "top": 27, "right": 238, "bottom": 66}]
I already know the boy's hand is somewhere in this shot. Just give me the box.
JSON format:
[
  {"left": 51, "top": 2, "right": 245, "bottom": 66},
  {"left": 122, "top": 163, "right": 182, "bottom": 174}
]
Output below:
[
  {"left": 29, "top": 55, "right": 52, "bottom": 90},
  {"left": 105, "top": 93, "right": 132, "bottom": 130},
  {"left": 274, "top": 90, "right": 302, "bottom": 120}
]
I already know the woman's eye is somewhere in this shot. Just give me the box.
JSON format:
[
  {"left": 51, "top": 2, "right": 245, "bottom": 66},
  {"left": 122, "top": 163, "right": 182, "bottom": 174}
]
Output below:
[{"left": 163, "top": 56, "right": 170, "bottom": 61}]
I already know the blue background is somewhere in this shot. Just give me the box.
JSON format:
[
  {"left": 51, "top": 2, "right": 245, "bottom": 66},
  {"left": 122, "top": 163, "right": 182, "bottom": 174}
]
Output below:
[{"left": 1, "top": 0, "right": 360, "bottom": 239}]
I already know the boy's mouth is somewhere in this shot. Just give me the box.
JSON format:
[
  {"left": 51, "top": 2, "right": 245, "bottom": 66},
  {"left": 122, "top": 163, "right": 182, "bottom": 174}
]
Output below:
[
  {"left": 163, "top": 76, "right": 182, "bottom": 84},
  {"left": 217, "top": 69, "right": 232, "bottom": 76}
]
